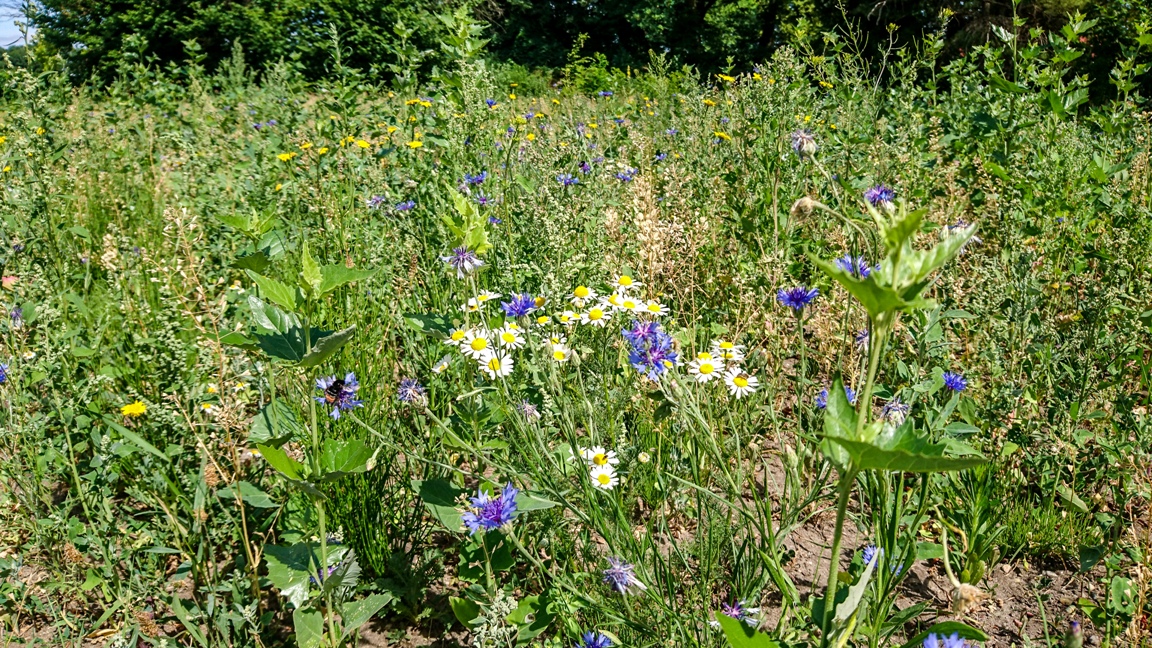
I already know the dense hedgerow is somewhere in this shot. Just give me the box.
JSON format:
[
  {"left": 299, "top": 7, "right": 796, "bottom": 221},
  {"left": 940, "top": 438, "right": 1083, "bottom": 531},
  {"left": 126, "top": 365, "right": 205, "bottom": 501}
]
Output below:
[{"left": 0, "top": 12, "right": 1150, "bottom": 648}]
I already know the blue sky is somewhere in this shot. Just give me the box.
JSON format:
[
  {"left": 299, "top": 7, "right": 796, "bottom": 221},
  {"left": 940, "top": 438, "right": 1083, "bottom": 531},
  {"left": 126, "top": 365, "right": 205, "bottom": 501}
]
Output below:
[{"left": 0, "top": 8, "right": 31, "bottom": 48}]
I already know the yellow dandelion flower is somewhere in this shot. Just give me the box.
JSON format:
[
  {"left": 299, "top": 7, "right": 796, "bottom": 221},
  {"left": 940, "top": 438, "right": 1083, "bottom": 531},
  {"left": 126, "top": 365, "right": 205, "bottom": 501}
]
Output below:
[
  {"left": 407, "top": 140, "right": 423, "bottom": 149},
  {"left": 717, "top": 74, "right": 735, "bottom": 82},
  {"left": 300, "top": 142, "right": 313, "bottom": 149},
  {"left": 276, "top": 152, "right": 297, "bottom": 162},
  {"left": 703, "top": 99, "right": 716, "bottom": 106},
  {"left": 508, "top": 93, "right": 517, "bottom": 99},
  {"left": 552, "top": 98, "right": 560, "bottom": 104},
  {"left": 2, "top": 166, "right": 10, "bottom": 172},
  {"left": 387, "top": 125, "right": 398, "bottom": 134},
  {"left": 35, "top": 127, "right": 45, "bottom": 135},
  {"left": 275, "top": 183, "right": 283, "bottom": 191},
  {"left": 714, "top": 131, "right": 731, "bottom": 141},
  {"left": 753, "top": 73, "right": 762, "bottom": 80},
  {"left": 355, "top": 139, "right": 370, "bottom": 149},
  {"left": 526, "top": 133, "right": 536, "bottom": 141},
  {"left": 318, "top": 147, "right": 329, "bottom": 154},
  {"left": 121, "top": 401, "right": 147, "bottom": 417}
]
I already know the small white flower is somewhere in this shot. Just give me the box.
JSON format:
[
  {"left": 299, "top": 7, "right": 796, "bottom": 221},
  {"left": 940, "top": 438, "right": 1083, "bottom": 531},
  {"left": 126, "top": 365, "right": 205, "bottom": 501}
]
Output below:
[
  {"left": 723, "top": 367, "right": 759, "bottom": 398},
  {"left": 616, "top": 295, "right": 643, "bottom": 312},
  {"left": 550, "top": 345, "right": 572, "bottom": 362},
  {"left": 589, "top": 464, "right": 620, "bottom": 490},
  {"left": 475, "top": 290, "right": 502, "bottom": 303},
  {"left": 460, "top": 329, "right": 493, "bottom": 359},
  {"left": 556, "top": 310, "right": 579, "bottom": 326},
  {"left": 432, "top": 355, "right": 452, "bottom": 374},
  {"left": 643, "top": 300, "right": 669, "bottom": 316},
  {"left": 637, "top": 452, "right": 651, "bottom": 464},
  {"left": 534, "top": 314, "right": 552, "bottom": 326},
  {"left": 444, "top": 327, "right": 468, "bottom": 346},
  {"left": 570, "top": 285, "right": 598, "bottom": 307},
  {"left": 478, "top": 352, "right": 515, "bottom": 379},
  {"left": 711, "top": 340, "right": 746, "bottom": 362},
  {"left": 580, "top": 445, "right": 619, "bottom": 468},
  {"left": 688, "top": 357, "right": 725, "bottom": 383},
  {"left": 581, "top": 304, "right": 612, "bottom": 327},
  {"left": 496, "top": 325, "right": 525, "bottom": 349},
  {"left": 612, "top": 274, "right": 642, "bottom": 292}
]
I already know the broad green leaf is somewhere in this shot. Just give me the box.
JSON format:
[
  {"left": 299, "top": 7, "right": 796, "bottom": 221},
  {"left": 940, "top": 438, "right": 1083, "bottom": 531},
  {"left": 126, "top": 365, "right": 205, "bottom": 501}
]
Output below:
[
  {"left": 882, "top": 206, "right": 926, "bottom": 252},
  {"left": 341, "top": 593, "right": 393, "bottom": 638},
  {"left": 819, "top": 376, "right": 857, "bottom": 470},
  {"left": 293, "top": 606, "right": 325, "bottom": 648},
  {"left": 246, "top": 270, "right": 300, "bottom": 312},
  {"left": 319, "top": 265, "right": 375, "bottom": 297},
  {"left": 811, "top": 255, "right": 910, "bottom": 319},
  {"left": 834, "top": 548, "right": 877, "bottom": 623},
  {"left": 298, "top": 326, "right": 356, "bottom": 369},
  {"left": 901, "top": 226, "right": 976, "bottom": 285},
  {"left": 231, "top": 249, "right": 271, "bottom": 273},
  {"left": 257, "top": 444, "right": 305, "bottom": 480},
  {"left": 300, "top": 241, "right": 322, "bottom": 295},
  {"left": 215, "top": 213, "right": 251, "bottom": 232},
  {"left": 506, "top": 594, "right": 555, "bottom": 644},
  {"left": 414, "top": 479, "right": 467, "bottom": 532},
  {"left": 715, "top": 614, "right": 781, "bottom": 648},
  {"left": 246, "top": 295, "right": 301, "bottom": 335},
  {"left": 404, "top": 313, "right": 455, "bottom": 336},
  {"left": 170, "top": 598, "right": 209, "bottom": 647},
  {"left": 822, "top": 420, "right": 987, "bottom": 473},
  {"left": 220, "top": 330, "right": 260, "bottom": 351},
  {"left": 450, "top": 596, "right": 481, "bottom": 627},
  {"left": 1057, "top": 483, "right": 1089, "bottom": 514},
  {"left": 900, "top": 622, "right": 987, "bottom": 647},
  {"left": 257, "top": 327, "right": 310, "bottom": 363},
  {"left": 322, "top": 549, "right": 361, "bottom": 593},
  {"left": 105, "top": 418, "right": 167, "bottom": 461},
  {"left": 248, "top": 400, "right": 303, "bottom": 448},
  {"left": 265, "top": 543, "right": 314, "bottom": 609},
  {"left": 515, "top": 492, "right": 558, "bottom": 512},
  {"left": 217, "top": 481, "right": 278, "bottom": 508},
  {"left": 317, "top": 438, "right": 373, "bottom": 481}
]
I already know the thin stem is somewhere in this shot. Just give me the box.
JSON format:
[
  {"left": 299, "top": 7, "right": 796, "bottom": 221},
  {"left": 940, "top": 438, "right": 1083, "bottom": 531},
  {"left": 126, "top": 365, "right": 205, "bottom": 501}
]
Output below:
[{"left": 821, "top": 470, "right": 857, "bottom": 646}]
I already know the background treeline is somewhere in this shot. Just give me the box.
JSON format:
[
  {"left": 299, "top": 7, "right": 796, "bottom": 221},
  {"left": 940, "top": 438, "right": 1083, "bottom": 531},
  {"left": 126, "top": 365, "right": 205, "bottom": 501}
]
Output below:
[{"left": 10, "top": 0, "right": 1152, "bottom": 99}]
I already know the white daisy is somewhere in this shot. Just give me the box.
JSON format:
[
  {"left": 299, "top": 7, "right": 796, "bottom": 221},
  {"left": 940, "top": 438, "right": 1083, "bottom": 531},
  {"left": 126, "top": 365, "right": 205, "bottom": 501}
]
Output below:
[
  {"left": 444, "top": 327, "right": 468, "bottom": 346},
  {"left": 605, "top": 293, "right": 625, "bottom": 309},
  {"left": 617, "top": 295, "right": 643, "bottom": 312},
  {"left": 432, "top": 355, "right": 452, "bottom": 374},
  {"left": 534, "top": 315, "right": 552, "bottom": 326},
  {"left": 688, "top": 357, "right": 725, "bottom": 383},
  {"left": 557, "top": 310, "right": 578, "bottom": 326},
  {"left": 570, "top": 285, "right": 598, "bottom": 307},
  {"left": 580, "top": 446, "right": 620, "bottom": 468},
  {"left": 461, "top": 298, "right": 483, "bottom": 313},
  {"left": 460, "top": 329, "right": 493, "bottom": 359},
  {"left": 589, "top": 464, "right": 620, "bottom": 490},
  {"left": 581, "top": 304, "right": 612, "bottom": 327},
  {"left": 478, "top": 352, "right": 515, "bottom": 379},
  {"left": 476, "top": 290, "right": 502, "bottom": 304},
  {"left": 550, "top": 345, "right": 572, "bottom": 362},
  {"left": 612, "top": 274, "right": 642, "bottom": 292},
  {"left": 547, "top": 334, "right": 568, "bottom": 347},
  {"left": 723, "top": 367, "right": 759, "bottom": 399},
  {"left": 644, "top": 300, "right": 669, "bottom": 316},
  {"left": 711, "top": 339, "right": 746, "bottom": 362},
  {"left": 533, "top": 295, "right": 548, "bottom": 309},
  {"left": 496, "top": 325, "right": 525, "bottom": 349}
]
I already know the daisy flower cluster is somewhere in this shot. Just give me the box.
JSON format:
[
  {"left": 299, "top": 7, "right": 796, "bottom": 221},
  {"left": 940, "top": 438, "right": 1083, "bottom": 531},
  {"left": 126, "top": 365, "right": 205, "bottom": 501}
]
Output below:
[
  {"left": 579, "top": 445, "right": 621, "bottom": 491},
  {"left": 687, "top": 340, "right": 760, "bottom": 398}
]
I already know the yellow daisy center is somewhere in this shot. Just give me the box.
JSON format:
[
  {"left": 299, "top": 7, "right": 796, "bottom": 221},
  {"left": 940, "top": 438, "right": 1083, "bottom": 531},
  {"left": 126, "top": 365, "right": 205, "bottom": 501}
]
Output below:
[
  {"left": 698, "top": 352, "right": 713, "bottom": 360},
  {"left": 720, "top": 341, "right": 734, "bottom": 350},
  {"left": 574, "top": 286, "right": 590, "bottom": 298},
  {"left": 534, "top": 297, "right": 546, "bottom": 307},
  {"left": 451, "top": 331, "right": 465, "bottom": 341},
  {"left": 700, "top": 363, "right": 714, "bottom": 374},
  {"left": 623, "top": 300, "right": 636, "bottom": 309},
  {"left": 589, "top": 308, "right": 603, "bottom": 320},
  {"left": 537, "top": 316, "right": 550, "bottom": 324},
  {"left": 553, "top": 350, "right": 566, "bottom": 361},
  {"left": 733, "top": 376, "right": 749, "bottom": 388},
  {"left": 470, "top": 338, "right": 488, "bottom": 351},
  {"left": 647, "top": 303, "right": 661, "bottom": 312},
  {"left": 618, "top": 275, "right": 633, "bottom": 286},
  {"left": 501, "top": 332, "right": 516, "bottom": 344},
  {"left": 487, "top": 358, "right": 501, "bottom": 371},
  {"left": 597, "top": 473, "right": 612, "bottom": 485},
  {"left": 593, "top": 454, "right": 608, "bottom": 466}
]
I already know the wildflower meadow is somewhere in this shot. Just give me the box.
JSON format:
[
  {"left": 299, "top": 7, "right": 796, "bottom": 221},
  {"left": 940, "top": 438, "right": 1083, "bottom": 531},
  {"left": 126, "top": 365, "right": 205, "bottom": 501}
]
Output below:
[{"left": 1, "top": 7, "right": 1152, "bottom": 648}]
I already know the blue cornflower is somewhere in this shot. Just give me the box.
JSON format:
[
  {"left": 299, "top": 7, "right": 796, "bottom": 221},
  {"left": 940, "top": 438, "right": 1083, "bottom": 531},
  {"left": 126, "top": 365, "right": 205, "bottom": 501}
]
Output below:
[
  {"left": 603, "top": 556, "right": 646, "bottom": 594},
  {"left": 776, "top": 286, "right": 819, "bottom": 311},
  {"left": 576, "top": 632, "right": 613, "bottom": 648},
  {"left": 719, "top": 600, "right": 760, "bottom": 626},
  {"left": 0, "top": 362, "right": 8, "bottom": 384},
  {"left": 557, "top": 173, "right": 579, "bottom": 186},
  {"left": 501, "top": 293, "right": 536, "bottom": 318},
  {"left": 464, "top": 171, "right": 488, "bottom": 185},
  {"left": 654, "top": 152, "right": 667, "bottom": 162},
  {"left": 613, "top": 117, "right": 625, "bottom": 125},
  {"left": 854, "top": 329, "right": 870, "bottom": 348},
  {"left": 315, "top": 373, "right": 364, "bottom": 420},
  {"left": 623, "top": 321, "right": 678, "bottom": 380},
  {"left": 395, "top": 200, "right": 416, "bottom": 212},
  {"left": 366, "top": 195, "right": 387, "bottom": 209},
  {"left": 615, "top": 168, "right": 638, "bottom": 182},
  {"left": 791, "top": 129, "right": 816, "bottom": 156},
  {"left": 578, "top": 161, "right": 592, "bottom": 174},
  {"left": 485, "top": 98, "right": 497, "bottom": 108},
  {"left": 266, "top": 119, "right": 278, "bottom": 126},
  {"left": 864, "top": 184, "right": 896, "bottom": 209},
  {"left": 881, "top": 397, "right": 910, "bottom": 424},
  {"left": 461, "top": 483, "right": 519, "bottom": 535},
  {"left": 943, "top": 372, "right": 967, "bottom": 392},
  {"left": 525, "top": 111, "right": 536, "bottom": 120},
  {"left": 488, "top": 216, "right": 502, "bottom": 225},
  {"left": 665, "top": 128, "right": 678, "bottom": 136},
  {"left": 474, "top": 193, "right": 491, "bottom": 206},
  {"left": 597, "top": 90, "right": 614, "bottom": 97},
  {"left": 309, "top": 564, "right": 338, "bottom": 585},
  {"left": 10, "top": 307, "right": 22, "bottom": 327},
  {"left": 440, "top": 246, "right": 484, "bottom": 278},
  {"left": 816, "top": 386, "right": 857, "bottom": 410},
  {"left": 861, "top": 544, "right": 904, "bottom": 575},
  {"left": 835, "top": 255, "right": 874, "bottom": 278},
  {"left": 396, "top": 378, "right": 426, "bottom": 404},
  {"left": 923, "top": 633, "right": 969, "bottom": 648}
]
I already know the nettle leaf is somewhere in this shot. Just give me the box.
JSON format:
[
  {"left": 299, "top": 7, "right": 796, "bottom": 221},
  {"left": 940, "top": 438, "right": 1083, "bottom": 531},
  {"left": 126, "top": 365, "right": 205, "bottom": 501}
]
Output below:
[
  {"left": 292, "top": 606, "right": 325, "bottom": 648},
  {"left": 317, "top": 438, "right": 373, "bottom": 481},
  {"left": 246, "top": 270, "right": 301, "bottom": 312},
  {"left": 248, "top": 400, "right": 303, "bottom": 448},
  {"left": 341, "top": 593, "right": 394, "bottom": 639},
  {"left": 298, "top": 326, "right": 356, "bottom": 369},
  {"left": 258, "top": 444, "right": 305, "bottom": 481},
  {"left": 265, "top": 543, "right": 315, "bottom": 609},
  {"left": 413, "top": 479, "right": 467, "bottom": 532},
  {"left": 715, "top": 614, "right": 782, "bottom": 648},
  {"left": 319, "top": 265, "right": 375, "bottom": 297}
]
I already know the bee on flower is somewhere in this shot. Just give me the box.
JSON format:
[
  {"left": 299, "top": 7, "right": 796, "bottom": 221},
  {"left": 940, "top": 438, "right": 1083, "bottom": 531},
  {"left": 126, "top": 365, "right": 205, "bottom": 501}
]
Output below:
[
  {"left": 581, "top": 446, "right": 619, "bottom": 468},
  {"left": 723, "top": 367, "right": 759, "bottom": 398},
  {"left": 581, "top": 304, "right": 612, "bottom": 327},
  {"left": 461, "top": 298, "right": 483, "bottom": 313}
]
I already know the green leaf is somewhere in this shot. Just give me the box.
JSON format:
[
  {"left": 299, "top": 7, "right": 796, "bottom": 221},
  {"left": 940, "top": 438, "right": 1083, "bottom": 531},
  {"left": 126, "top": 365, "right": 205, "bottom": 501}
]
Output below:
[
  {"left": 900, "top": 622, "right": 988, "bottom": 647},
  {"left": 300, "top": 241, "right": 322, "bottom": 295},
  {"left": 811, "top": 255, "right": 913, "bottom": 320},
  {"left": 404, "top": 313, "right": 456, "bottom": 336},
  {"left": 834, "top": 548, "right": 877, "bottom": 623},
  {"left": 231, "top": 250, "right": 271, "bottom": 273},
  {"left": 248, "top": 400, "right": 303, "bottom": 448},
  {"left": 1057, "top": 484, "right": 1090, "bottom": 514},
  {"left": 220, "top": 330, "right": 260, "bottom": 351},
  {"left": 246, "top": 295, "right": 300, "bottom": 335},
  {"left": 450, "top": 596, "right": 481, "bottom": 627},
  {"left": 514, "top": 492, "right": 558, "bottom": 512},
  {"left": 318, "top": 438, "right": 373, "bottom": 481},
  {"left": 105, "top": 418, "right": 167, "bottom": 461},
  {"left": 71, "top": 346, "right": 98, "bottom": 357},
  {"left": 1109, "top": 576, "right": 1136, "bottom": 615},
  {"left": 293, "top": 606, "right": 325, "bottom": 648},
  {"left": 819, "top": 376, "right": 857, "bottom": 470},
  {"left": 341, "top": 593, "right": 394, "bottom": 638},
  {"left": 298, "top": 326, "right": 356, "bottom": 369},
  {"left": 506, "top": 594, "right": 555, "bottom": 644},
  {"left": 882, "top": 206, "right": 926, "bottom": 252},
  {"left": 246, "top": 270, "right": 300, "bottom": 312},
  {"left": 715, "top": 613, "right": 781, "bottom": 648},
  {"left": 257, "top": 444, "right": 305, "bottom": 481},
  {"left": 322, "top": 549, "right": 361, "bottom": 593},
  {"left": 217, "top": 481, "right": 278, "bottom": 508},
  {"left": 319, "top": 265, "right": 375, "bottom": 297},
  {"left": 265, "top": 543, "right": 315, "bottom": 609},
  {"left": 414, "top": 479, "right": 467, "bottom": 532},
  {"left": 1079, "top": 545, "right": 1106, "bottom": 573},
  {"left": 170, "top": 598, "right": 209, "bottom": 647}
]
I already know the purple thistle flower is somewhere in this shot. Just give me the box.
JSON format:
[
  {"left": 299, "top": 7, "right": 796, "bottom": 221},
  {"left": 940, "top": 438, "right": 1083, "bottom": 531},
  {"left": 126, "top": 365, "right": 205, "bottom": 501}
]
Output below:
[
  {"left": 461, "top": 483, "right": 519, "bottom": 535},
  {"left": 315, "top": 373, "right": 364, "bottom": 420},
  {"left": 864, "top": 184, "right": 896, "bottom": 209},
  {"left": 464, "top": 171, "right": 488, "bottom": 185},
  {"left": 791, "top": 129, "right": 816, "bottom": 156},
  {"left": 501, "top": 293, "right": 536, "bottom": 318},
  {"left": 557, "top": 173, "right": 579, "bottom": 186},
  {"left": 719, "top": 600, "right": 760, "bottom": 626},
  {"left": 943, "top": 372, "right": 967, "bottom": 392},
  {"left": 397, "top": 378, "right": 426, "bottom": 404},
  {"left": 440, "top": 247, "right": 484, "bottom": 278},
  {"left": 816, "top": 386, "right": 857, "bottom": 410},
  {"left": 603, "top": 556, "right": 646, "bottom": 594},
  {"left": 777, "top": 286, "right": 818, "bottom": 311},
  {"left": 366, "top": 195, "right": 387, "bottom": 209},
  {"left": 395, "top": 200, "right": 416, "bottom": 212}
]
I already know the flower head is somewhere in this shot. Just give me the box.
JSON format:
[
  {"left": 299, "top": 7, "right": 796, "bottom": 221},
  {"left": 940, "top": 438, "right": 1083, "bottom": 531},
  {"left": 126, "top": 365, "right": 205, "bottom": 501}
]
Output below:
[
  {"left": 943, "top": 372, "right": 967, "bottom": 392},
  {"left": 485, "top": 98, "right": 497, "bottom": 108},
  {"left": 315, "top": 373, "right": 364, "bottom": 419},
  {"left": 479, "top": 352, "right": 515, "bottom": 379},
  {"left": 718, "top": 600, "right": 760, "bottom": 627},
  {"left": 614, "top": 168, "right": 638, "bottom": 182},
  {"left": 777, "top": 286, "right": 819, "bottom": 311},
  {"left": 366, "top": 195, "right": 387, "bottom": 209},
  {"left": 397, "top": 378, "right": 426, "bottom": 404},
  {"left": 723, "top": 368, "right": 759, "bottom": 399},
  {"left": 816, "top": 385, "right": 857, "bottom": 410},
  {"left": 121, "top": 400, "right": 147, "bottom": 417},
  {"left": 461, "top": 484, "right": 519, "bottom": 534},
  {"left": 395, "top": 200, "right": 416, "bottom": 212},
  {"left": 923, "top": 633, "right": 969, "bottom": 648},
  {"left": 589, "top": 464, "right": 619, "bottom": 490},
  {"left": 881, "top": 397, "right": 910, "bottom": 425},
  {"left": 0, "top": 362, "right": 7, "bottom": 384},
  {"left": 441, "top": 247, "right": 484, "bottom": 278},
  {"left": 557, "top": 173, "right": 579, "bottom": 186},
  {"left": 688, "top": 356, "right": 724, "bottom": 383},
  {"left": 864, "top": 184, "right": 896, "bottom": 210},
  {"left": 624, "top": 322, "right": 677, "bottom": 380},
  {"left": 501, "top": 293, "right": 536, "bottom": 318},
  {"left": 835, "top": 255, "right": 875, "bottom": 278},
  {"left": 576, "top": 632, "right": 613, "bottom": 648},
  {"left": 516, "top": 400, "right": 541, "bottom": 421},
  {"left": 464, "top": 171, "right": 488, "bottom": 185},
  {"left": 603, "top": 556, "right": 646, "bottom": 594},
  {"left": 791, "top": 129, "right": 817, "bottom": 157}
]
